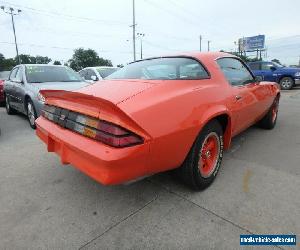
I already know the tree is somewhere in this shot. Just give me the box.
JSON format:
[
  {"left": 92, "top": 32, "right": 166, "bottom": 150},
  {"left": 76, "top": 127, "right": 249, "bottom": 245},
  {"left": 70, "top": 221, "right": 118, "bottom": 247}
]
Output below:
[
  {"left": 68, "top": 48, "right": 113, "bottom": 71},
  {"left": 0, "top": 53, "right": 16, "bottom": 71},
  {"left": 35, "top": 55, "right": 51, "bottom": 64},
  {"left": 14, "top": 54, "right": 51, "bottom": 64},
  {"left": 53, "top": 60, "right": 62, "bottom": 65}
]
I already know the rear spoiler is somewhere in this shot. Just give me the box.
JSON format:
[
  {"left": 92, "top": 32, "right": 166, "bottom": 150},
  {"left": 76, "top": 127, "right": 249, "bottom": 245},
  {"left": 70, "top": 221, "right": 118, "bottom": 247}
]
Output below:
[{"left": 39, "top": 90, "right": 151, "bottom": 140}]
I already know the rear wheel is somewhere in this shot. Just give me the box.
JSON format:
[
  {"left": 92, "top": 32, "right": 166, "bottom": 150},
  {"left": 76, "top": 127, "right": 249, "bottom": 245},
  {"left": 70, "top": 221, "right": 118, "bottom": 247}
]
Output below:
[
  {"left": 258, "top": 96, "right": 279, "bottom": 130},
  {"left": 5, "top": 95, "right": 16, "bottom": 115},
  {"left": 178, "top": 120, "right": 224, "bottom": 190},
  {"left": 27, "top": 99, "right": 37, "bottom": 129},
  {"left": 279, "top": 77, "right": 294, "bottom": 90}
]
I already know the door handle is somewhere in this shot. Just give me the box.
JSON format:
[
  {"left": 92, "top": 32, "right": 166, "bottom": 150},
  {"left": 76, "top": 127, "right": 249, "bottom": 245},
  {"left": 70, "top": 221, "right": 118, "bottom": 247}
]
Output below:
[{"left": 235, "top": 95, "right": 242, "bottom": 100}]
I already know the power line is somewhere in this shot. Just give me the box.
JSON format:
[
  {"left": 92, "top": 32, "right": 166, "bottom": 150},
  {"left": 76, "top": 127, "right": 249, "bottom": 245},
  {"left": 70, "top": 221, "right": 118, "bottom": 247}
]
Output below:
[{"left": 0, "top": 1, "right": 129, "bottom": 26}]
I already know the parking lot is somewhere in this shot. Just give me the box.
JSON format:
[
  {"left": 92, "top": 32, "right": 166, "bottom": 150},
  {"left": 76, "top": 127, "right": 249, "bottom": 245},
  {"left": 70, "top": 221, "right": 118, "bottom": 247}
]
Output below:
[{"left": 0, "top": 88, "right": 299, "bottom": 249}]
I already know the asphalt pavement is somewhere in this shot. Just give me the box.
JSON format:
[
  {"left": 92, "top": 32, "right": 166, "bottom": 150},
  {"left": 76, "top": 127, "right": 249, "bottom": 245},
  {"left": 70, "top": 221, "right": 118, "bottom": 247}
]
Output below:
[{"left": 0, "top": 89, "right": 299, "bottom": 250}]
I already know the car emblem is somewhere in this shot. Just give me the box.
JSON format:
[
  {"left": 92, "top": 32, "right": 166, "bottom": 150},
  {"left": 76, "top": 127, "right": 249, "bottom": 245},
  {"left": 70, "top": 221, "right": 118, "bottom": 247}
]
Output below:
[{"left": 60, "top": 114, "right": 66, "bottom": 121}]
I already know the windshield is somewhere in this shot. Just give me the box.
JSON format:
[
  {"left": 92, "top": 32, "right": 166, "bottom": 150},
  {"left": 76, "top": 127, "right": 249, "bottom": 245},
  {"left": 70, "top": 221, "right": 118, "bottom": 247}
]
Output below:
[
  {"left": 272, "top": 62, "right": 284, "bottom": 68},
  {"left": 25, "top": 65, "right": 83, "bottom": 83},
  {"left": 106, "top": 57, "right": 209, "bottom": 80},
  {"left": 96, "top": 67, "right": 118, "bottom": 78},
  {"left": 0, "top": 71, "right": 10, "bottom": 80}
]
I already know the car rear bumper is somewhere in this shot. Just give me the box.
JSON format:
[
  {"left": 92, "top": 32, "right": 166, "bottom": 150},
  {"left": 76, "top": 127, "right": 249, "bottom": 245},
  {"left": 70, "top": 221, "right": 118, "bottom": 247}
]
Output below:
[
  {"left": 36, "top": 117, "right": 151, "bottom": 185},
  {"left": 295, "top": 78, "right": 300, "bottom": 85}
]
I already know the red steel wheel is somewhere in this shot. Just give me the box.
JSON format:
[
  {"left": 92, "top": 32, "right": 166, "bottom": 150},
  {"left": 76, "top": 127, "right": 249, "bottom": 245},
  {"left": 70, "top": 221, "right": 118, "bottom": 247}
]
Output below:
[
  {"left": 198, "top": 132, "right": 220, "bottom": 178},
  {"left": 271, "top": 98, "right": 279, "bottom": 123}
]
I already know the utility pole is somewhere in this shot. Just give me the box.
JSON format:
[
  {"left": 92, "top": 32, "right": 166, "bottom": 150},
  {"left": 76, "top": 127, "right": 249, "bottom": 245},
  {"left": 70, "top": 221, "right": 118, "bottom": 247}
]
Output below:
[
  {"left": 199, "top": 35, "right": 202, "bottom": 52},
  {"left": 1, "top": 6, "right": 21, "bottom": 64},
  {"left": 207, "top": 40, "right": 210, "bottom": 51},
  {"left": 137, "top": 33, "right": 145, "bottom": 59},
  {"left": 131, "top": 0, "right": 137, "bottom": 62}
]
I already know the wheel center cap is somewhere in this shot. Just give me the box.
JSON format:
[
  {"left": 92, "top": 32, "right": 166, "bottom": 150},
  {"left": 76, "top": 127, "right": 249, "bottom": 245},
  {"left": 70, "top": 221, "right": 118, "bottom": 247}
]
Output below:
[{"left": 205, "top": 150, "right": 211, "bottom": 158}]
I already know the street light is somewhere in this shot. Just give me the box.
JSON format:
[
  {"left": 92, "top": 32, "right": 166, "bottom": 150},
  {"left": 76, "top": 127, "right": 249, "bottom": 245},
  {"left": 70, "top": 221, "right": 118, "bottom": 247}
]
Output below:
[
  {"left": 1, "top": 6, "right": 22, "bottom": 64},
  {"left": 137, "top": 33, "right": 145, "bottom": 59}
]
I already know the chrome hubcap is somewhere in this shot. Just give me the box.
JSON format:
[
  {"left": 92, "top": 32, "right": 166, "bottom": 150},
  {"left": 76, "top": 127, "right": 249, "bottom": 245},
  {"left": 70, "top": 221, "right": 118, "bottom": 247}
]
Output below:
[
  {"left": 281, "top": 79, "right": 292, "bottom": 88},
  {"left": 27, "top": 103, "right": 35, "bottom": 125}
]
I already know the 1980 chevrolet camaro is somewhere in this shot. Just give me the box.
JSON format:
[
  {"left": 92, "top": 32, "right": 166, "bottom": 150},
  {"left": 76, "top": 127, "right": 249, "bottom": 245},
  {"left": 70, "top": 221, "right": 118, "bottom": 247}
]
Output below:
[{"left": 36, "top": 52, "right": 280, "bottom": 190}]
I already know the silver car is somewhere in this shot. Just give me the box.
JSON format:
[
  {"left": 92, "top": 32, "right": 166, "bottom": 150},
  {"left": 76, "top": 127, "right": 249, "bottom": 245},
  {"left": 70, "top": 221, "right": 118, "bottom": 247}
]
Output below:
[
  {"left": 4, "top": 64, "right": 90, "bottom": 129},
  {"left": 79, "top": 66, "right": 119, "bottom": 82}
]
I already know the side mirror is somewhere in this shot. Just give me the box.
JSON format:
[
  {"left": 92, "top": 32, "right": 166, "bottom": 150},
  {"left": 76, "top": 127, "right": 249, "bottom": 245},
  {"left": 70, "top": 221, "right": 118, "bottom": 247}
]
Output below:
[
  {"left": 91, "top": 75, "right": 97, "bottom": 81},
  {"left": 255, "top": 76, "right": 263, "bottom": 82},
  {"left": 270, "top": 66, "right": 277, "bottom": 71}
]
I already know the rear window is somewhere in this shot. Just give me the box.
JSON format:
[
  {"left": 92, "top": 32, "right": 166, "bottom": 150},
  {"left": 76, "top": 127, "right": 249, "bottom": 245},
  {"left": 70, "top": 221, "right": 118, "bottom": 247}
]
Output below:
[{"left": 106, "top": 57, "right": 209, "bottom": 80}]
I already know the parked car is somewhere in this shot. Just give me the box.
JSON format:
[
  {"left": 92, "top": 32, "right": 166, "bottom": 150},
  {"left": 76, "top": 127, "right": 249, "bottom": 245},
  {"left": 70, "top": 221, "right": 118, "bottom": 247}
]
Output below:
[
  {"left": 79, "top": 66, "right": 119, "bottom": 82},
  {"left": 36, "top": 52, "right": 280, "bottom": 190},
  {"left": 248, "top": 61, "right": 300, "bottom": 90},
  {"left": 4, "top": 64, "right": 90, "bottom": 129},
  {"left": 0, "top": 71, "right": 10, "bottom": 105}
]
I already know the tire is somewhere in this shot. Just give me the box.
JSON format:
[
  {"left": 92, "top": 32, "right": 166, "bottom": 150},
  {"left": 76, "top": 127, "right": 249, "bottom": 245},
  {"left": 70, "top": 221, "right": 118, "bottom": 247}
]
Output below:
[
  {"left": 258, "top": 96, "right": 279, "bottom": 130},
  {"left": 5, "top": 95, "right": 16, "bottom": 115},
  {"left": 178, "top": 120, "right": 224, "bottom": 190},
  {"left": 279, "top": 77, "right": 294, "bottom": 90},
  {"left": 26, "top": 99, "right": 37, "bottom": 129}
]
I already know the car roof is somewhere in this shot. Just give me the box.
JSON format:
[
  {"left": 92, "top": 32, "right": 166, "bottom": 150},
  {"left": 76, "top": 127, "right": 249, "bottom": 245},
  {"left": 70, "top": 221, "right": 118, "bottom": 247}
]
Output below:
[
  {"left": 23, "top": 64, "right": 66, "bottom": 67},
  {"left": 133, "top": 51, "right": 237, "bottom": 64},
  {"left": 82, "top": 66, "right": 118, "bottom": 70}
]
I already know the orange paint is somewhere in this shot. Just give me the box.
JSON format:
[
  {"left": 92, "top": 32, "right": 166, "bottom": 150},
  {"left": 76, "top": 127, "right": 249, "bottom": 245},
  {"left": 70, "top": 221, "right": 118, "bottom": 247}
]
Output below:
[{"left": 36, "top": 52, "right": 280, "bottom": 185}]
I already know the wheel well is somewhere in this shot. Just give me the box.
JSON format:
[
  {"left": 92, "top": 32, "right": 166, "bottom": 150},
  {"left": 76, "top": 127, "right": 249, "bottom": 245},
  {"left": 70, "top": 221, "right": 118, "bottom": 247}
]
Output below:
[
  {"left": 209, "top": 114, "right": 232, "bottom": 150},
  {"left": 24, "top": 95, "right": 31, "bottom": 111},
  {"left": 278, "top": 75, "right": 295, "bottom": 83}
]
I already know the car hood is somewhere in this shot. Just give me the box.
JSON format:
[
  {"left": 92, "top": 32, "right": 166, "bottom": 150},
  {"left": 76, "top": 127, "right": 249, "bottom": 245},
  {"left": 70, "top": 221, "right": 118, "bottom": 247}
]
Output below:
[
  {"left": 78, "top": 79, "right": 158, "bottom": 105},
  {"left": 278, "top": 67, "right": 300, "bottom": 72},
  {"left": 32, "top": 81, "right": 90, "bottom": 91}
]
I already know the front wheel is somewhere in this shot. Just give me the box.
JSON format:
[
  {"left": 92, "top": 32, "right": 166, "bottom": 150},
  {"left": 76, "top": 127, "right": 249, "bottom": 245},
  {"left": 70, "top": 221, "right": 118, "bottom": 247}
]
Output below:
[
  {"left": 5, "top": 95, "right": 16, "bottom": 115},
  {"left": 27, "top": 100, "right": 37, "bottom": 129},
  {"left": 178, "top": 120, "right": 224, "bottom": 190},
  {"left": 258, "top": 96, "right": 279, "bottom": 130},
  {"left": 279, "top": 77, "right": 294, "bottom": 90}
]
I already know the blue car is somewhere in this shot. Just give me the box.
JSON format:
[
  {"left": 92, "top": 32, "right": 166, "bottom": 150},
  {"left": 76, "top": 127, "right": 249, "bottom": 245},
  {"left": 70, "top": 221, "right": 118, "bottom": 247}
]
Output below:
[{"left": 248, "top": 61, "right": 300, "bottom": 90}]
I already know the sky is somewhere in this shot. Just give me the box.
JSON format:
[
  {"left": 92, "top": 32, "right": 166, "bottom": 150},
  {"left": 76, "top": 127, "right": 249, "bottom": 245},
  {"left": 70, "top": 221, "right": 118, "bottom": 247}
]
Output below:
[{"left": 0, "top": 0, "right": 300, "bottom": 66}]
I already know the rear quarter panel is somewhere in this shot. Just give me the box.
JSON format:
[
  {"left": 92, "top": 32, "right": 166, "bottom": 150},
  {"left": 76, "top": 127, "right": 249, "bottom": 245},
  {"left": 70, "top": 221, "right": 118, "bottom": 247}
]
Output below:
[{"left": 118, "top": 70, "right": 232, "bottom": 173}]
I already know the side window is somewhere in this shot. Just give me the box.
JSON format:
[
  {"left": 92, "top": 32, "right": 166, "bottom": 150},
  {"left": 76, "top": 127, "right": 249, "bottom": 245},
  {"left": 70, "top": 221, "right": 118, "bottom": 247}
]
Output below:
[
  {"left": 217, "top": 58, "right": 254, "bottom": 86},
  {"left": 9, "top": 67, "right": 19, "bottom": 80},
  {"left": 79, "top": 70, "right": 87, "bottom": 79},
  {"left": 261, "top": 63, "right": 274, "bottom": 70},
  {"left": 248, "top": 62, "right": 260, "bottom": 71},
  {"left": 86, "top": 69, "right": 97, "bottom": 80},
  {"left": 15, "top": 67, "right": 23, "bottom": 82}
]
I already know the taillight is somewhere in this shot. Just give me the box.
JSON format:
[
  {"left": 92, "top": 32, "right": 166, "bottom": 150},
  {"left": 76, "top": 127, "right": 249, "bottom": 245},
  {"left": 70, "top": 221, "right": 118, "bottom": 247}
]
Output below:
[{"left": 42, "top": 105, "right": 143, "bottom": 148}]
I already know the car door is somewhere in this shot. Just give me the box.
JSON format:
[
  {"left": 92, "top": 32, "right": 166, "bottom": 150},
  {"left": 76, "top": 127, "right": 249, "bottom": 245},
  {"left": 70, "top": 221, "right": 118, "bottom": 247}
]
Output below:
[
  {"left": 5, "top": 67, "right": 19, "bottom": 108},
  {"left": 13, "top": 66, "right": 26, "bottom": 112},
  {"left": 260, "top": 62, "right": 277, "bottom": 82},
  {"left": 217, "top": 58, "right": 264, "bottom": 136}
]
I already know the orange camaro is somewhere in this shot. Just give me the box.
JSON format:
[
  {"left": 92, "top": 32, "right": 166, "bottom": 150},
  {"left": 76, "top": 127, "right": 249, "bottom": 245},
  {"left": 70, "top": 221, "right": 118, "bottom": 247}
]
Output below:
[{"left": 36, "top": 52, "right": 280, "bottom": 190}]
